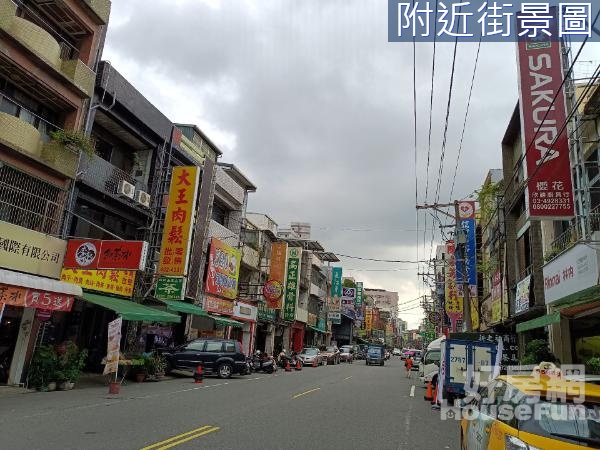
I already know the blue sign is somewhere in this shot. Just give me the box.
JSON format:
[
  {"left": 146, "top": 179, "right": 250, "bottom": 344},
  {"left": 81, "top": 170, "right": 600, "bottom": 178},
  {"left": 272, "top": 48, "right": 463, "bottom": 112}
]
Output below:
[{"left": 455, "top": 203, "right": 477, "bottom": 287}]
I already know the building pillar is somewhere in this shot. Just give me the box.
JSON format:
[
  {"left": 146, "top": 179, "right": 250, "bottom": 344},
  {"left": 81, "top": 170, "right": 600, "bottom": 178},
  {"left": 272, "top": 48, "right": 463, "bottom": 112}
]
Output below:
[
  {"left": 549, "top": 315, "right": 572, "bottom": 364},
  {"left": 8, "top": 308, "right": 35, "bottom": 386}
]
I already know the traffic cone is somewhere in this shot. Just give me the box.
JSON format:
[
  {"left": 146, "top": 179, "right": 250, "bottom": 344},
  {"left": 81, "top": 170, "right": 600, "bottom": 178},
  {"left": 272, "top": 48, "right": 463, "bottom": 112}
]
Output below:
[
  {"left": 285, "top": 360, "right": 292, "bottom": 372},
  {"left": 193, "top": 365, "right": 203, "bottom": 384},
  {"left": 312, "top": 359, "right": 317, "bottom": 368},
  {"left": 296, "top": 360, "right": 302, "bottom": 370},
  {"left": 424, "top": 381, "right": 433, "bottom": 401},
  {"left": 430, "top": 384, "right": 438, "bottom": 405}
]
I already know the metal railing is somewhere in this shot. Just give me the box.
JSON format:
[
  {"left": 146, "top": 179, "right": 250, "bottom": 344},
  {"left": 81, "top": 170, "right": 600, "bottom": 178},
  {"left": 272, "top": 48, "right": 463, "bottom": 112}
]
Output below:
[
  {"left": 0, "top": 164, "right": 67, "bottom": 235},
  {"left": 78, "top": 152, "right": 148, "bottom": 201},
  {"left": 546, "top": 205, "right": 600, "bottom": 261}
]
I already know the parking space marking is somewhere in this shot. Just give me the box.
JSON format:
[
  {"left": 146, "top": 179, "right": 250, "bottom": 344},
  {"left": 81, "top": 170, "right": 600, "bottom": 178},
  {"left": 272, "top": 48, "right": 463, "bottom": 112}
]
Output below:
[
  {"left": 344, "top": 376, "right": 352, "bottom": 381},
  {"left": 140, "top": 425, "right": 220, "bottom": 450},
  {"left": 410, "top": 385, "right": 415, "bottom": 397},
  {"left": 292, "top": 387, "right": 321, "bottom": 399}
]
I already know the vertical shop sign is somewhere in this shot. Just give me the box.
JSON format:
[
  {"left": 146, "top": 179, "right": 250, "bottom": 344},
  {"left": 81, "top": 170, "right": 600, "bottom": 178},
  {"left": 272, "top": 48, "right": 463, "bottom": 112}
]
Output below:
[
  {"left": 355, "top": 282, "right": 364, "bottom": 307},
  {"left": 283, "top": 247, "right": 302, "bottom": 322},
  {"left": 265, "top": 242, "right": 288, "bottom": 309},
  {"left": 491, "top": 269, "right": 502, "bottom": 324},
  {"left": 516, "top": 6, "right": 574, "bottom": 219},
  {"left": 445, "top": 240, "right": 463, "bottom": 331},
  {"left": 158, "top": 166, "right": 200, "bottom": 276}
]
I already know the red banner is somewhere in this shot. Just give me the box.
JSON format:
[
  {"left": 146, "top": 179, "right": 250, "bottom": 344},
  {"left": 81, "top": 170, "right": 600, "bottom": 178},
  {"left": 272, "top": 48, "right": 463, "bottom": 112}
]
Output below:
[
  {"left": 516, "top": 6, "right": 574, "bottom": 219},
  {"left": 63, "top": 240, "right": 148, "bottom": 270},
  {"left": 0, "top": 283, "right": 74, "bottom": 311}
]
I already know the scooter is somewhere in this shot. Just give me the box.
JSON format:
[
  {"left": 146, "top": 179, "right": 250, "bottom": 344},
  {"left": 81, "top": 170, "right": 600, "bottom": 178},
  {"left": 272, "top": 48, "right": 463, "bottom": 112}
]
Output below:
[{"left": 251, "top": 355, "right": 276, "bottom": 374}]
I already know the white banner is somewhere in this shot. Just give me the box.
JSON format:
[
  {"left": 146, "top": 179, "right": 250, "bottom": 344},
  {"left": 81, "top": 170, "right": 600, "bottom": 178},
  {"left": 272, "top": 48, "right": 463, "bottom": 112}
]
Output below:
[{"left": 103, "top": 317, "right": 122, "bottom": 375}]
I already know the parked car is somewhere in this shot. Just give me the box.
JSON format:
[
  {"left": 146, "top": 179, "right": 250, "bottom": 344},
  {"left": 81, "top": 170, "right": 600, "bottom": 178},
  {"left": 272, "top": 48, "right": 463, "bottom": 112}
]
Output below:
[
  {"left": 411, "top": 356, "right": 421, "bottom": 371},
  {"left": 320, "top": 346, "right": 340, "bottom": 365},
  {"left": 339, "top": 346, "right": 354, "bottom": 363},
  {"left": 299, "top": 347, "right": 324, "bottom": 366},
  {"left": 392, "top": 348, "right": 402, "bottom": 356},
  {"left": 162, "top": 338, "right": 247, "bottom": 379}
]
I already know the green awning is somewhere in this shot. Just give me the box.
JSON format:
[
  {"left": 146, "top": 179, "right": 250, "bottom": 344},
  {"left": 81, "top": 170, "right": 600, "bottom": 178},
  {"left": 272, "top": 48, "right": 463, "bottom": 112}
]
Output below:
[
  {"left": 207, "top": 314, "right": 244, "bottom": 328},
  {"left": 516, "top": 311, "right": 561, "bottom": 333},
  {"left": 550, "top": 285, "right": 600, "bottom": 310},
  {"left": 308, "top": 325, "right": 325, "bottom": 333},
  {"left": 82, "top": 293, "right": 181, "bottom": 323},
  {"left": 158, "top": 299, "right": 209, "bottom": 317}
]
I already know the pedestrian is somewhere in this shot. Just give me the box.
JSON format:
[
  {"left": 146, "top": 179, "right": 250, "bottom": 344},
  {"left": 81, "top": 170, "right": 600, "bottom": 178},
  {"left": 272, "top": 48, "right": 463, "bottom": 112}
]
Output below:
[{"left": 405, "top": 355, "right": 413, "bottom": 378}]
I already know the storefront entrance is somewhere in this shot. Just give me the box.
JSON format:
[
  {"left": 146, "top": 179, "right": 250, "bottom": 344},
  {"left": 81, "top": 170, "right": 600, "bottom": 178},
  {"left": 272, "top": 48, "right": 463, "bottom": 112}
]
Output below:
[{"left": 0, "top": 305, "right": 23, "bottom": 384}]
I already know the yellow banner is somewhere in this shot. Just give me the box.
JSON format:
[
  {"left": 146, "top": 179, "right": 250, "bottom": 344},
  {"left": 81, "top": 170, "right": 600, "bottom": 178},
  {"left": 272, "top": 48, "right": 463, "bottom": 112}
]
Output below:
[
  {"left": 0, "top": 220, "right": 67, "bottom": 279},
  {"left": 158, "top": 166, "right": 200, "bottom": 276},
  {"left": 365, "top": 306, "right": 373, "bottom": 331},
  {"left": 61, "top": 269, "right": 136, "bottom": 297}
]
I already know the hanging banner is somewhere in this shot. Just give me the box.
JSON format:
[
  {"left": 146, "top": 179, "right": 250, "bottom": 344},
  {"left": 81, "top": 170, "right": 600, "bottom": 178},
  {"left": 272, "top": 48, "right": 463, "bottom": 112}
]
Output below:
[
  {"left": 365, "top": 306, "right": 373, "bottom": 332},
  {"left": 455, "top": 201, "right": 477, "bottom": 286},
  {"left": 330, "top": 267, "right": 343, "bottom": 297},
  {"left": 355, "top": 282, "right": 364, "bottom": 307},
  {"left": 205, "top": 238, "right": 241, "bottom": 300},
  {"left": 515, "top": 275, "right": 532, "bottom": 315},
  {"left": 283, "top": 247, "right": 302, "bottom": 322},
  {"left": 103, "top": 317, "right": 122, "bottom": 375},
  {"left": 158, "top": 166, "right": 200, "bottom": 275},
  {"left": 516, "top": 6, "right": 574, "bottom": 219},
  {"left": 265, "top": 242, "right": 287, "bottom": 309},
  {"left": 444, "top": 240, "right": 462, "bottom": 331},
  {"left": 60, "top": 268, "right": 136, "bottom": 297},
  {"left": 491, "top": 269, "right": 502, "bottom": 324}
]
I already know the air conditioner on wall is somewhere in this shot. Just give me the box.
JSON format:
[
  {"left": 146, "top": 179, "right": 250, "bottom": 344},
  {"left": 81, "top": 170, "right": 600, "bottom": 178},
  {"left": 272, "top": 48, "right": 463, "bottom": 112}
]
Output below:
[
  {"left": 135, "top": 190, "right": 151, "bottom": 208},
  {"left": 117, "top": 180, "right": 135, "bottom": 199}
]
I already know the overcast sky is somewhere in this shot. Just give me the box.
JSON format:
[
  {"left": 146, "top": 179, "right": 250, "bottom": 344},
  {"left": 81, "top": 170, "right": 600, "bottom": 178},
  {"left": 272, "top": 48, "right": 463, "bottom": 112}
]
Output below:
[{"left": 104, "top": 0, "right": 599, "bottom": 328}]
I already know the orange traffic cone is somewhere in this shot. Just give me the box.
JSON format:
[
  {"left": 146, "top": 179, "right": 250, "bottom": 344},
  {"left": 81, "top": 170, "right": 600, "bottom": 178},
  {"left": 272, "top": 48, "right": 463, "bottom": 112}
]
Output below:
[
  {"left": 296, "top": 360, "right": 302, "bottom": 370},
  {"left": 424, "top": 381, "right": 433, "bottom": 401},
  {"left": 193, "top": 365, "right": 203, "bottom": 384},
  {"left": 285, "top": 360, "right": 292, "bottom": 372},
  {"left": 430, "top": 384, "right": 438, "bottom": 405}
]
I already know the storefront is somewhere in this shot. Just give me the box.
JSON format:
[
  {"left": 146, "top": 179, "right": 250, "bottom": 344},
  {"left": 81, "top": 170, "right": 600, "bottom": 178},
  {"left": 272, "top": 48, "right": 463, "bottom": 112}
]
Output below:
[
  {"left": 256, "top": 302, "right": 276, "bottom": 355},
  {"left": 332, "top": 313, "right": 354, "bottom": 346},
  {"left": 231, "top": 301, "right": 257, "bottom": 355},
  {"left": 539, "top": 240, "right": 600, "bottom": 364}
]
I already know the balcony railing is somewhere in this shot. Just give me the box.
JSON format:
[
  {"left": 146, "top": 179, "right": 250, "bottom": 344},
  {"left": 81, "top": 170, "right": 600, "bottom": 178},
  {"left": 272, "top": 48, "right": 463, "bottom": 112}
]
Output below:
[
  {"left": 78, "top": 152, "right": 148, "bottom": 205},
  {"left": 208, "top": 219, "right": 240, "bottom": 248},
  {"left": 242, "top": 244, "right": 260, "bottom": 269},
  {"left": 545, "top": 205, "right": 600, "bottom": 263},
  {"left": 0, "top": 0, "right": 94, "bottom": 97}
]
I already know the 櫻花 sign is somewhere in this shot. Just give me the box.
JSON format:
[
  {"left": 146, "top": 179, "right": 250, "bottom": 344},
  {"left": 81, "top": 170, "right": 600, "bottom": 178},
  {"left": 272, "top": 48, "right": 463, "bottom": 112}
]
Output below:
[
  {"left": 60, "top": 269, "right": 136, "bottom": 297},
  {"left": 0, "top": 220, "right": 66, "bottom": 279},
  {"left": 283, "top": 247, "right": 302, "bottom": 322},
  {"left": 0, "top": 283, "right": 75, "bottom": 311},
  {"left": 205, "top": 238, "right": 241, "bottom": 300},
  {"left": 158, "top": 166, "right": 200, "bottom": 276},
  {"left": 266, "top": 242, "right": 287, "bottom": 309},
  {"left": 516, "top": 6, "right": 574, "bottom": 219},
  {"left": 63, "top": 240, "right": 148, "bottom": 271},
  {"left": 155, "top": 276, "right": 186, "bottom": 301}
]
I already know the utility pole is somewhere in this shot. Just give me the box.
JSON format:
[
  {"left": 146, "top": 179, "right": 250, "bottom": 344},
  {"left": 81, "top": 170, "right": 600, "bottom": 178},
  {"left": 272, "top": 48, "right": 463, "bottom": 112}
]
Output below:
[{"left": 454, "top": 201, "right": 472, "bottom": 332}]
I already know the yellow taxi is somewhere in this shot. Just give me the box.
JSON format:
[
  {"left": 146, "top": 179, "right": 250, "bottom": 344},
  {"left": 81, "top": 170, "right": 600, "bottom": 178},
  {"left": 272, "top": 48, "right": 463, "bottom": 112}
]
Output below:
[{"left": 460, "top": 372, "right": 600, "bottom": 449}]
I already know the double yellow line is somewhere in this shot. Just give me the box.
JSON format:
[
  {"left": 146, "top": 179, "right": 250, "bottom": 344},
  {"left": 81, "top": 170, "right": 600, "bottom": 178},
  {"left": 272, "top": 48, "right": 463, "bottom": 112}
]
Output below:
[{"left": 141, "top": 425, "right": 220, "bottom": 450}]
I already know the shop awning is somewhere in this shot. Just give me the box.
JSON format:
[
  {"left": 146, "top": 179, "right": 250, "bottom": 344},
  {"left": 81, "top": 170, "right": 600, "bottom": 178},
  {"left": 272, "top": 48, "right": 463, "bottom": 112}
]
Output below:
[
  {"left": 158, "top": 299, "right": 209, "bottom": 317},
  {"left": 550, "top": 285, "right": 600, "bottom": 312},
  {"left": 308, "top": 325, "right": 325, "bottom": 333},
  {"left": 82, "top": 293, "right": 180, "bottom": 323},
  {"left": 516, "top": 312, "right": 561, "bottom": 333},
  {"left": 207, "top": 314, "right": 244, "bottom": 328},
  {"left": 0, "top": 268, "right": 82, "bottom": 296}
]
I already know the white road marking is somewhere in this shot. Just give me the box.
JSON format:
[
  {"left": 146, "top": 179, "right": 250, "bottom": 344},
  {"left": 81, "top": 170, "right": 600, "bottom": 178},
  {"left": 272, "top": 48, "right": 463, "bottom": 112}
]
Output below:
[{"left": 410, "top": 385, "right": 415, "bottom": 397}]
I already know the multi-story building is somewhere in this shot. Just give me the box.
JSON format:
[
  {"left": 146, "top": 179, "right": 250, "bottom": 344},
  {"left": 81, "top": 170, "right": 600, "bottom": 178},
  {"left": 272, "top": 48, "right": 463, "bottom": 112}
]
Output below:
[
  {"left": 0, "top": 0, "right": 111, "bottom": 385},
  {"left": 501, "top": 104, "right": 548, "bottom": 348},
  {"left": 364, "top": 289, "right": 399, "bottom": 321}
]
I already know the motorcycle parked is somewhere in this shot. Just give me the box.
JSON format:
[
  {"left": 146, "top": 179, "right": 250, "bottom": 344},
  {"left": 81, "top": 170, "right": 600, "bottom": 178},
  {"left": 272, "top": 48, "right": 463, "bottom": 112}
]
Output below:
[{"left": 250, "top": 354, "right": 276, "bottom": 374}]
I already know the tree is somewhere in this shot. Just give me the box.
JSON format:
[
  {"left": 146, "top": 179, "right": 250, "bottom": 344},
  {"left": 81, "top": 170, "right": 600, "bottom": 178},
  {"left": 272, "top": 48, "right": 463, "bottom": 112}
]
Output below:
[{"left": 342, "top": 278, "right": 356, "bottom": 288}]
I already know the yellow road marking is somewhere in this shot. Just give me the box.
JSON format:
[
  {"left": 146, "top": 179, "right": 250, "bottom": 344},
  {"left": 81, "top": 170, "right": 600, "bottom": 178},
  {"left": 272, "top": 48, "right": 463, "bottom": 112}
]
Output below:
[
  {"left": 344, "top": 376, "right": 352, "bottom": 381},
  {"left": 292, "top": 387, "right": 321, "bottom": 399},
  {"left": 156, "top": 427, "right": 220, "bottom": 450},
  {"left": 140, "top": 425, "right": 219, "bottom": 450}
]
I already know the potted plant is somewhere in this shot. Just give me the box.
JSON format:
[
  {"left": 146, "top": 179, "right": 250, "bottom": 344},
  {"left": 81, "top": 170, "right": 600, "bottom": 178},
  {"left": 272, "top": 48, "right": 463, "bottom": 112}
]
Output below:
[
  {"left": 146, "top": 354, "right": 167, "bottom": 381},
  {"left": 27, "top": 345, "right": 58, "bottom": 391},
  {"left": 130, "top": 356, "right": 147, "bottom": 382},
  {"left": 586, "top": 357, "right": 600, "bottom": 375},
  {"left": 56, "top": 342, "right": 88, "bottom": 390}
]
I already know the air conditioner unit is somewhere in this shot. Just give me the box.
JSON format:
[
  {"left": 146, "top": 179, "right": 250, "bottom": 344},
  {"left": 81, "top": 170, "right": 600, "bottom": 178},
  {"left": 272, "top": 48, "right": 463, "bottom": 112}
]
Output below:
[
  {"left": 117, "top": 180, "right": 135, "bottom": 199},
  {"left": 135, "top": 190, "right": 151, "bottom": 208}
]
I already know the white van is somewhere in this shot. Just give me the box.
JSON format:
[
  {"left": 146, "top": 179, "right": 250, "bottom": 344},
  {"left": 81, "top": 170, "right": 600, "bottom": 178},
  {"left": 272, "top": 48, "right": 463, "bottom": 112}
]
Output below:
[{"left": 419, "top": 337, "right": 443, "bottom": 383}]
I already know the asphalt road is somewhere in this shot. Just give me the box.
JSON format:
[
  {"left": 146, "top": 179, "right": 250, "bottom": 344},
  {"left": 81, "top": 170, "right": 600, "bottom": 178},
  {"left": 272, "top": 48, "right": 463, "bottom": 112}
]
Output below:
[{"left": 0, "top": 357, "right": 460, "bottom": 449}]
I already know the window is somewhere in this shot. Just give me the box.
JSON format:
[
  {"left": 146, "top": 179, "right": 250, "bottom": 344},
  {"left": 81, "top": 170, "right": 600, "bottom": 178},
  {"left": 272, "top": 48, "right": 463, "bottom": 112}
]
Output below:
[
  {"left": 212, "top": 201, "right": 228, "bottom": 225},
  {"left": 516, "top": 230, "right": 531, "bottom": 279},
  {"left": 424, "top": 350, "right": 440, "bottom": 365},
  {"left": 223, "top": 342, "right": 236, "bottom": 353},
  {"left": 205, "top": 341, "right": 223, "bottom": 353},
  {"left": 185, "top": 340, "right": 205, "bottom": 351}
]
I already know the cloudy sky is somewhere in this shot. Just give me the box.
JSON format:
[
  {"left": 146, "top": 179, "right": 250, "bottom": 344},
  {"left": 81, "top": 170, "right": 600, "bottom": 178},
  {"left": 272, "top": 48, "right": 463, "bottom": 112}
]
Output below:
[{"left": 103, "top": 0, "right": 599, "bottom": 327}]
